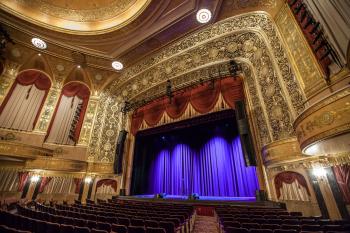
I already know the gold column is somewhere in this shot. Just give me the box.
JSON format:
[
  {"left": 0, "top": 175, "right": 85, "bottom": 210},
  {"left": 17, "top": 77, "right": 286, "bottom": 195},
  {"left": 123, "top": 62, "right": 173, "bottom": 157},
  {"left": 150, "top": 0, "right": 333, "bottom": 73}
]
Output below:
[
  {"left": 33, "top": 83, "right": 61, "bottom": 133},
  {"left": 78, "top": 95, "right": 100, "bottom": 146},
  {"left": 0, "top": 61, "right": 20, "bottom": 105}
]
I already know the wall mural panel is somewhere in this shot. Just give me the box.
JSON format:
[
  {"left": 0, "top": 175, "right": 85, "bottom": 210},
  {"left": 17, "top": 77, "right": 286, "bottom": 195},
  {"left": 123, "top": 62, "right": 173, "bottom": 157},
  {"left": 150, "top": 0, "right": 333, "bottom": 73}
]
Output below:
[{"left": 88, "top": 12, "right": 306, "bottom": 163}]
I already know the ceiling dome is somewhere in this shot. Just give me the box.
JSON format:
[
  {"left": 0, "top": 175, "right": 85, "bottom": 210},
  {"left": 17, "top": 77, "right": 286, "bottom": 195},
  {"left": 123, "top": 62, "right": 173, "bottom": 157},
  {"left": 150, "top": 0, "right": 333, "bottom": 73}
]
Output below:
[{"left": 0, "top": 0, "right": 151, "bottom": 34}]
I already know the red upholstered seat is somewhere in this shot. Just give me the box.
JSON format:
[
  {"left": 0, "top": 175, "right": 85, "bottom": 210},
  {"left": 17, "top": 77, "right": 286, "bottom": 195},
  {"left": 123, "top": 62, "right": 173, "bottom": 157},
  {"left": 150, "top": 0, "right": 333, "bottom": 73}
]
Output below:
[
  {"left": 250, "top": 229, "right": 273, "bottom": 233},
  {"left": 60, "top": 224, "right": 75, "bottom": 233},
  {"left": 90, "top": 229, "right": 108, "bottom": 233},
  {"left": 111, "top": 224, "right": 127, "bottom": 233},
  {"left": 145, "top": 220, "right": 159, "bottom": 228},
  {"left": 96, "top": 222, "right": 111, "bottom": 232},
  {"left": 145, "top": 227, "right": 166, "bottom": 233},
  {"left": 273, "top": 230, "right": 298, "bottom": 233},
  {"left": 128, "top": 226, "right": 146, "bottom": 233},
  {"left": 225, "top": 227, "right": 249, "bottom": 233},
  {"left": 74, "top": 226, "right": 90, "bottom": 233}
]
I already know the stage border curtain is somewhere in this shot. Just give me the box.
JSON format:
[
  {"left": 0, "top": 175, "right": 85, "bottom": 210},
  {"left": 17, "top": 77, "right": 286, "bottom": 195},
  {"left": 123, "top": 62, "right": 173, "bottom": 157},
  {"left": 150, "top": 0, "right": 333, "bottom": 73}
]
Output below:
[
  {"left": 274, "top": 171, "right": 311, "bottom": 199},
  {"left": 131, "top": 77, "right": 243, "bottom": 135},
  {"left": 45, "top": 82, "right": 90, "bottom": 144},
  {"left": 333, "top": 165, "right": 350, "bottom": 204},
  {"left": 39, "top": 177, "right": 52, "bottom": 193},
  {"left": 0, "top": 70, "right": 51, "bottom": 130}
]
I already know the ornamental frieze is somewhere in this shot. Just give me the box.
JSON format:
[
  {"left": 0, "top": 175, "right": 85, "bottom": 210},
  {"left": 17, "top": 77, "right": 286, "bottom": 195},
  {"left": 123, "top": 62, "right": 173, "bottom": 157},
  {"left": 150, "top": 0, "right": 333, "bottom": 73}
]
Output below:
[{"left": 89, "top": 12, "right": 305, "bottom": 162}]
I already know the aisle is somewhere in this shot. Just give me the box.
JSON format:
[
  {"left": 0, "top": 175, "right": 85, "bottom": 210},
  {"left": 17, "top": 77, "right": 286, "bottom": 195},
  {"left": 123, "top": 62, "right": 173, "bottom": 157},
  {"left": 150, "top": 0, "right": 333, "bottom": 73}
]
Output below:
[{"left": 192, "top": 215, "right": 219, "bottom": 233}]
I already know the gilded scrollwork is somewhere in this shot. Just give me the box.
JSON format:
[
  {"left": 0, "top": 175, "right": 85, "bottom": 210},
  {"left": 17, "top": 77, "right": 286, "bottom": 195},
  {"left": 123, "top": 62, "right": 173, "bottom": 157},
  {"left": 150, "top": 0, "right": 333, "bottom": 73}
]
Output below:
[{"left": 88, "top": 12, "right": 306, "bottom": 162}]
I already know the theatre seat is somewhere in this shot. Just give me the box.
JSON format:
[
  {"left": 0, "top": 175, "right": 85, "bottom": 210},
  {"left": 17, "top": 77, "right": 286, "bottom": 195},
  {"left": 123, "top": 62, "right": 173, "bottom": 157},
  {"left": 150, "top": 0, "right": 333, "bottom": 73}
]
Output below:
[
  {"left": 60, "top": 224, "right": 75, "bottom": 233},
  {"left": 90, "top": 229, "right": 108, "bottom": 233},
  {"left": 111, "top": 224, "right": 127, "bottom": 233},
  {"left": 273, "top": 230, "right": 298, "bottom": 233},
  {"left": 225, "top": 227, "right": 249, "bottom": 233},
  {"left": 250, "top": 229, "right": 273, "bottom": 233},
  {"left": 128, "top": 226, "right": 146, "bottom": 233},
  {"left": 96, "top": 222, "right": 111, "bottom": 232},
  {"left": 145, "top": 227, "right": 166, "bottom": 233},
  {"left": 74, "top": 226, "right": 91, "bottom": 233},
  {"left": 145, "top": 220, "right": 159, "bottom": 228},
  {"left": 46, "top": 222, "right": 60, "bottom": 233}
]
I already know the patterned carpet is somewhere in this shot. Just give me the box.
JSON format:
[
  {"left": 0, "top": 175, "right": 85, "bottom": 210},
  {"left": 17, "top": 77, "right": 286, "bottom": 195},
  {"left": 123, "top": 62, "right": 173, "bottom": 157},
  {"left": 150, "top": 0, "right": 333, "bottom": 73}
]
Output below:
[{"left": 193, "top": 215, "right": 219, "bottom": 233}]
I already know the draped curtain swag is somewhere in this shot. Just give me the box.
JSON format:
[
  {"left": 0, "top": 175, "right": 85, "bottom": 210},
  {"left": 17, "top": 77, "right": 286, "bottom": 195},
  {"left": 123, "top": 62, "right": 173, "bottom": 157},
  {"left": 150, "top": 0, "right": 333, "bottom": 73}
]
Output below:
[
  {"left": 95, "top": 179, "right": 118, "bottom": 192},
  {"left": 333, "top": 165, "right": 350, "bottom": 204},
  {"left": 18, "top": 172, "right": 29, "bottom": 192},
  {"left": 131, "top": 77, "right": 243, "bottom": 135},
  {"left": 46, "top": 82, "right": 90, "bottom": 144},
  {"left": 274, "top": 171, "right": 311, "bottom": 199},
  {"left": 0, "top": 70, "right": 51, "bottom": 130}
]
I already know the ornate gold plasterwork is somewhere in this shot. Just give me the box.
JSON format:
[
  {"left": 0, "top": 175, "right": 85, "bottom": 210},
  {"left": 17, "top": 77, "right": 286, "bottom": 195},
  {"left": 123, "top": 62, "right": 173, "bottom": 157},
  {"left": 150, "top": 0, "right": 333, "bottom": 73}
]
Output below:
[
  {"left": 88, "top": 12, "right": 305, "bottom": 163},
  {"left": 78, "top": 96, "right": 100, "bottom": 146},
  {"left": 34, "top": 83, "right": 61, "bottom": 133},
  {"left": 0, "top": 61, "right": 20, "bottom": 105},
  {"left": 223, "top": 0, "right": 276, "bottom": 9},
  {"left": 0, "top": 0, "right": 151, "bottom": 34},
  {"left": 275, "top": 4, "right": 324, "bottom": 97},
  {"left": 25, "top": 157, "right": 87, "bottom": 172},
  {"left": 294, "top": 87, "right": 350, "bottom": 154},
  {"left": 262, "top": 137, "right": 304, "bottom": 166},
  {"left": 0, "top": 141, "right": 53, "bottom": 159},
  {"left": 87, "top": 162, "right": 115, "bottom": 174}
]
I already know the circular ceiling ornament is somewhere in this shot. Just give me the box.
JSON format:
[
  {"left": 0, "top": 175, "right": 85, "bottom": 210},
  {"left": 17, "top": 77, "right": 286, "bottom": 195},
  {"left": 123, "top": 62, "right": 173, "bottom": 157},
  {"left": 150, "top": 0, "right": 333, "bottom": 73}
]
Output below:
[
  {"left": 196, "top": 9, "right": 212, "bottom": 24},
  {"left": 112, "top": 61, "right": 123, "bottom": 70},
  {"left": 31, "top": 38, "right": 47, "bottom": 49}
]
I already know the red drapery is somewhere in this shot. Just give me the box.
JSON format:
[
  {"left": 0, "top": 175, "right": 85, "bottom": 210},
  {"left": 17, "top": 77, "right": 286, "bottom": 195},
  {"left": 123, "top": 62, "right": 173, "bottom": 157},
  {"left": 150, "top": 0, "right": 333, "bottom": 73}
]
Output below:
[
  {"left": 73, "top": 178, "right": 82, "bottom": 194},
  {"left": 45, "top": 82, "right": 90, "bottom": 143},
  {"left": 274, "top": 171, "right": 311, "bottom": 199},
  {"left": 131, "top": 77, "right": 243, "bottom": 135},
  {"left": 38, "top": 177, "right": 52, "bottom": 193},
  {"left": 95, "top": 179, "right": 118, "bottom": 192},
  {"left": 0, "top": 70, "right": 51, "bottom": 128},
  {"left": 333, "top": 165, "right": 350, "bottom": 204},
  {"left": 17, "top": 172, "right": 29, "bottom": 192}
]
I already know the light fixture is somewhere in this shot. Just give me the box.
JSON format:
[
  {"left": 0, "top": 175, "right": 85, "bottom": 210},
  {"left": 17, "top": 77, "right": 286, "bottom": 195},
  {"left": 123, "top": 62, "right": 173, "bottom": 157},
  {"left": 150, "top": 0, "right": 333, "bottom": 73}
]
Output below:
[
  {"left": 38, "top": 53, "right": 41, "bottom": 56},
  {"left": 84, "top": 177, "right": 92, "bottom": 183},
  {"left": 31, "top": 38, "right": 47, "bottom": 49},
  {"left": 112, "top": 61, "right": 123, "bottom": 71},
  {"left": 196, "top": 9, "right": 212, "bottom": 24},
  {"left": 313, "top": 167, "right": 327, "bottom": 177},
  {"left": 77, "top": 65, "right": 81, "bottom": 68},
  {"left": 30, "top": 175, "right": 40, "bottom": 182}
]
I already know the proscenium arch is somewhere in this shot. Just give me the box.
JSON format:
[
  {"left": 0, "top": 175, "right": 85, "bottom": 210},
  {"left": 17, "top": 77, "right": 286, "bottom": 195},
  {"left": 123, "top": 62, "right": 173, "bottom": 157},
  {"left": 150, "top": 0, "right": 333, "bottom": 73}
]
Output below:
[{"left": 89, "top": 11, "right": 306, "bottom": 164}]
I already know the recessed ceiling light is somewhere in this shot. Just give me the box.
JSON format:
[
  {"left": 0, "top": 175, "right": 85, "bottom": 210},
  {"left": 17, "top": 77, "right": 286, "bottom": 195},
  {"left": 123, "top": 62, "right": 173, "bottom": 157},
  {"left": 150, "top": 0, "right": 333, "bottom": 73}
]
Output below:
[
  {"left": 38, "top": 53, "right": 41, "bottom": 56},
  {"left": 77, "top": 65, "right": 81, "bottom": 68},
  {"left": 196, "top": 9, "right": 212, "bottom": 24},
  {"left": 31, "top": 38, "right": 47, "bottom": 49},
  {"left": 112, "top": 61, "right": 123, "bottom": 71}
]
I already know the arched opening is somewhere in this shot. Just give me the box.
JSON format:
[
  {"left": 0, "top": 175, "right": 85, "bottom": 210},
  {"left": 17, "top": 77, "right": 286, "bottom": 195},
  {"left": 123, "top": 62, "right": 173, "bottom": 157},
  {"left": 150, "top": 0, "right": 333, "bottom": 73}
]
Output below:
[
  {"left": 0, "top": 69, "right": 51, "bottom": 131},
  {"left": 46, "top": 82, "right": 90, "bottom": 145},
  {"left": 274, "top": 171, "right": 311, "bottom": 202}
]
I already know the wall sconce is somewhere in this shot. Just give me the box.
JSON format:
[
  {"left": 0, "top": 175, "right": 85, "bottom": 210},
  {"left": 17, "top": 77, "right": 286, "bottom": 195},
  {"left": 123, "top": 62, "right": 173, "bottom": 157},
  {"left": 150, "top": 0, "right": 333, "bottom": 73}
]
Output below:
[
  {"left": 30, "top": 175, "right": 40, "bottom": 183},
  {"left": 313, "top": 167, "right": 327, "bottom": 178},
  {"left": 84, "top": 177, "right": 92, "bottom": 184}
]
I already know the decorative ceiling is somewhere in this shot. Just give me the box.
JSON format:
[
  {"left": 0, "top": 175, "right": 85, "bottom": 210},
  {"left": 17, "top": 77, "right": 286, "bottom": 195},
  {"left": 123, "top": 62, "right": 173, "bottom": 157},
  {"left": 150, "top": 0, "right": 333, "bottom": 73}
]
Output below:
[
  {"left": 0, "top": 0, "right": 149, "bottom": 34},
  {"left": 0, "top": 0, "right": 283, "bottom": 83}
]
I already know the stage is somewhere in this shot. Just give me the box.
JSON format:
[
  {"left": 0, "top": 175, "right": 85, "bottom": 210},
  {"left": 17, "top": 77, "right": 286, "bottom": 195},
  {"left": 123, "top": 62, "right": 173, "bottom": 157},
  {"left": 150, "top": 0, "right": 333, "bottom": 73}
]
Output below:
[{"left": 115, "top": 195, "right": 281, "bottom": 208}]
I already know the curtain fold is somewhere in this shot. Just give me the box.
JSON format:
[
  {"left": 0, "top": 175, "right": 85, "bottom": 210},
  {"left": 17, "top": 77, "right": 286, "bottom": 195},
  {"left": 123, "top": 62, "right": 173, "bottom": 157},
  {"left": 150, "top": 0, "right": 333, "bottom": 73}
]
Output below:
[
  {"left": 18, "top": 172, "right": 29, "bottom": 192},
  {"left": 46, "top": 82, "right": 90, "bottom": 145},
  {"left": 148, "top": 136, "right": 258, "bottom": 197},
  {"left": 0, "top": 70, "right": 51, "bottom": 131},
  {"left": 131, "top": 77, "right": 243, "bottom": 135},
  {"left": 73, "top": 178, "right": 82, "bottom": 194},
  {"left": 333, "top": 165, "right": 350, "bottom": 204},
  {"left": 274, "top": 171, "right": 311, "bottom": 199},
  {"left": 39, "top": 177, "right": 52, "bottom": 193}
]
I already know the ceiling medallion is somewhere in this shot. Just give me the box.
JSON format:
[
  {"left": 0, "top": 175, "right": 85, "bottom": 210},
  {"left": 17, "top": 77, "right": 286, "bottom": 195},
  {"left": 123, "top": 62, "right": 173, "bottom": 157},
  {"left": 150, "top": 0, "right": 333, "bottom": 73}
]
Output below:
[
  {"left": 196, "top": 9, "right": 212, "bottom": 24},
  {"left": 31, "top": 38, "right": 47, "bottom": 49},
  {"left": 112, "top": 61, "right": 123, "bottom": 71}
]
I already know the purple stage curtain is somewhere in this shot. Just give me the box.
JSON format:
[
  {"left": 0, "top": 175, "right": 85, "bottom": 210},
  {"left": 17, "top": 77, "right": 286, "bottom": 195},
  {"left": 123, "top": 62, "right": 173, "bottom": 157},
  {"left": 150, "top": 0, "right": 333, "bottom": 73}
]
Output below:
[{"left": 148, "top": 136, "right": 259, "bottom": 197}]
